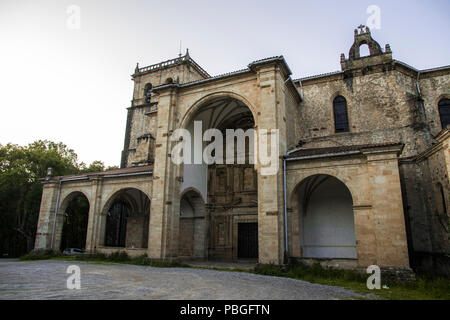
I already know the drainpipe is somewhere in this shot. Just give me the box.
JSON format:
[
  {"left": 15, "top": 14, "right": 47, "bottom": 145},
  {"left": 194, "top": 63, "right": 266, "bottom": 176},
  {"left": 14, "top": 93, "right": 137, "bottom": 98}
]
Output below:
[{"left": 283, "top": 157, "right": 288, "bottom": 264}]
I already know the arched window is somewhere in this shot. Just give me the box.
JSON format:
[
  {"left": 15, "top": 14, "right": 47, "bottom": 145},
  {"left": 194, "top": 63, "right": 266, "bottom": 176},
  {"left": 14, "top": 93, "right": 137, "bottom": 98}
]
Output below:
[
  {"left": 438, "top": 183, "right": 448, "bottom": 217},
  {"left": 144, "top": 83, "right": 152, "bottom": 103},
  {"left": 165, "top": 77, "right": 174, "bottom": 84},
  {"left": 333, "top": 96, "right": 349, "bottom": 133},
  {"left": 438, "top": 98, "right": 450, "bottom": 129}
]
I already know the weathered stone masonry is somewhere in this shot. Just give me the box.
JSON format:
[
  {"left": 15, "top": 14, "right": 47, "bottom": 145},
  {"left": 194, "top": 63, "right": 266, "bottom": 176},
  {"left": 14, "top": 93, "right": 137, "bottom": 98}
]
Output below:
[{"left": 35, "top": 26, "right": 449, "bottom": 274}]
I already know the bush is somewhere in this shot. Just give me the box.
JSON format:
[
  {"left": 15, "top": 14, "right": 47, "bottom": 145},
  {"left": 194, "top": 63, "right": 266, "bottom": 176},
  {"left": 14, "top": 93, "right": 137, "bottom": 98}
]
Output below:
[
  {"left": 106, "top": 251, "right": 130, "bottom": 262},
  {"left": 254, "top": 261, "right": 366, "bottom": 283},
  {"left": 20, "top": 249, "right": 62, "bottom": 261}
]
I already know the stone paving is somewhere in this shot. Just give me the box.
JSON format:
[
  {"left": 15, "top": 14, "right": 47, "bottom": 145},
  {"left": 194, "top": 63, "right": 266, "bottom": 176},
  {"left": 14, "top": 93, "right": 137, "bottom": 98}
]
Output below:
[{"left": 0, "top": 259, "right": 371, "bottom": 300}]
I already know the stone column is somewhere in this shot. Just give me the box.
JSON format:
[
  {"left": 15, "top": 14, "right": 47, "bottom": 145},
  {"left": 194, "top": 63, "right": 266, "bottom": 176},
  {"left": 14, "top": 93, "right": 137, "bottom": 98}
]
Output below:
[
  {"left": 85, "top": 177, "right": 102, "bottom": 252},
  {"left": 34, "top": 179, "right": 59, "bottom": 250},
  {"left": 353, "top": 206, "right": 377, "bottom": 266},
  {"left": 363, "top": 146, "right": 410, "bottom": 268},
  {"left": 148, "top": 87, "right": 179, "bottom": 259},
  {"left": 255, "top": 64, "right": 287, "bottom": 264}
]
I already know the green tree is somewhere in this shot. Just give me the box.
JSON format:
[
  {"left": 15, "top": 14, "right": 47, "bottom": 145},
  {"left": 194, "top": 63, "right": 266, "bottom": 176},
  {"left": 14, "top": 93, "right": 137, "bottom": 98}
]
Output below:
[{"left": 0, "top": 140, "right": 112, "bottom": 257}]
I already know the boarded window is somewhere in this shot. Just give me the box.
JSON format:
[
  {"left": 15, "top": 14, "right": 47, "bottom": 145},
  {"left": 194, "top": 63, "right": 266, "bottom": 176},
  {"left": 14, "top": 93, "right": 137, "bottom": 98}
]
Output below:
[
  {"left": 438, "top": 98, "right": 450, "bottom": 129},
  {"left": 333, "top": 96, "right": 349, "bottom": 133}
]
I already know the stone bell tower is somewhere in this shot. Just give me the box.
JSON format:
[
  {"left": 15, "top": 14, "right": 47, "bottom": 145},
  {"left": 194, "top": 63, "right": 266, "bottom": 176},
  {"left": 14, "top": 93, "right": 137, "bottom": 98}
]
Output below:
[
  {"left": 121, "top": 50, "right": 210, "bottom": 168},
  {"left": 340, "top": 25, "right": 392, "bottom": 71}
]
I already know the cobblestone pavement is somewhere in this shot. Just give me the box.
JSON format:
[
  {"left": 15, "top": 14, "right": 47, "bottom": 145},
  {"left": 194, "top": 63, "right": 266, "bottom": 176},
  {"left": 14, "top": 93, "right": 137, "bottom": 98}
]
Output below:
[{"left": 0, "top": 259, "right": 370, "bottom": 300}]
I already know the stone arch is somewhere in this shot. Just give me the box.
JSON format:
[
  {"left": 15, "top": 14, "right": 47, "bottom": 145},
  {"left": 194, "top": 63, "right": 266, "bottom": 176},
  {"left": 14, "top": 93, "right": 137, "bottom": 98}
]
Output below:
[
  {"left": 144, "top": 83, "right": 153, "bottom": 103},
  {"left": 290, "top": 172, "right": 358, "bottom": 205},
  {"left": 56, "top": 191, "right": 90, "bottom": 252},
  {"left": 289, "top": 173, "right": 357, "bottom": 259},
  {"left": 349, "top": 33, "right": 383, "bottom": 59},
  {"left": 178, "top": 189, "right": 207, "bottom": 259},
  {"left": 59, "top": 190, "right": 91, "bottom": 214},
  {"left": 179, "top": 91, "right": 258, "bottom": 131},
  {"left": 180, "top": 186, "right": 203, "bottom": 199},
  {"left": 175, "top": 92, "right": 259, "bottom": 261},
  {"left": 436, "top": 182, "right": 448, "bottom": 217},
  {"left": 100, "top": 187, "right": 151, "bottom": 249},
  {"left": 437, "top": 97, "right": 450, "bottom": 129},
  {"left": 177, "top": 92, "right": 257, "bottom": 203}
]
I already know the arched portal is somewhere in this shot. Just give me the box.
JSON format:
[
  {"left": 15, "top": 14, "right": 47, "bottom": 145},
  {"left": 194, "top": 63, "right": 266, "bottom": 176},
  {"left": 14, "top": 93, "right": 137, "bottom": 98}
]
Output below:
[
  {"left": 179, "top": 96, "right": 258, "bottom": 261},
  {"left": 295, "top": 174, "right": 357, "bottom": 259},
  {"left": 59, "top": 192, "right": 89, "bottom": 251},
  {"left": 102, "top": 188, "right": 150, "bottom": 249},
  {"left": 178, "top": 189, "right": 207, "bottom": 259}
]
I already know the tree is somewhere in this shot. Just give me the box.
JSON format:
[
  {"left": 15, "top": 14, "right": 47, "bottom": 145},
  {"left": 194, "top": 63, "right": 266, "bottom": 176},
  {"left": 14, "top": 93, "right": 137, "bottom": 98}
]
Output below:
[{"left": 0, "top": 140, "right": 113, "bottom": 257}]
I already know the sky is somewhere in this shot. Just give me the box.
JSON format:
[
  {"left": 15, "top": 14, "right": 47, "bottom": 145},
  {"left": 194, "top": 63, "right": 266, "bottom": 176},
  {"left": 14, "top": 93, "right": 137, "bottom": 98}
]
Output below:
[{"left": 1, "top": 0, "right": 449, "bottom": 167}]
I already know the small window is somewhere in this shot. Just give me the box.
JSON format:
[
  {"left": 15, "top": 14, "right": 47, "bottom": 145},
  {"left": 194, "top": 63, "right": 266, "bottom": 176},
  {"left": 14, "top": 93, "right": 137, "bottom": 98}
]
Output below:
[
  {"left": 438, "top": 183, "right": 448, "bottom": 217},
  {"left": 144, "top": 83, "right": 152, "bottom": 103},
  {"left": 438, "top": 98, "right": 450, "bottom": 129},
  {"left": 333, "top": 96, "right": 349, "bottom": 133},
  {"left": 165, "top": 77, "right": 174, "bottom": 84}
]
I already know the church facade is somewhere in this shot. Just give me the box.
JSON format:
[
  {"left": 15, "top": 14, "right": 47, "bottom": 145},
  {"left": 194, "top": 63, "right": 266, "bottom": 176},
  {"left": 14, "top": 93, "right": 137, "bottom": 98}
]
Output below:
[{"left": 35, "top": 26, "right": 450, "bottom": 275}]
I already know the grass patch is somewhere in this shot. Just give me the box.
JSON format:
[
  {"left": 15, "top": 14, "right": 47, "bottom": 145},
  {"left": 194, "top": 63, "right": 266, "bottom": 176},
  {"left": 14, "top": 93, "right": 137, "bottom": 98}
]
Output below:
[
  {"left": 20, "top": 250, "right": 189, "bottom": 268},
  {"left": 20, "top": 251, "right": 450, "bottom": 300},
  {"left": 20, "top": 249, "right": 63, "bottom": 261},
  {"left": 253, "top": 262, "right": 450, "bottom": 300}
]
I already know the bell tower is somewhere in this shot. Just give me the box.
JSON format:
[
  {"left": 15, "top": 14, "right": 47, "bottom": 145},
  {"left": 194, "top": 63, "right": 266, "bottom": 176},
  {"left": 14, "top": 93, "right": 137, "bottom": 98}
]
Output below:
[
  {"left": 121, "top": 50, "right": 210, "bottom": 168},
  {"left": 340, "top": 25, "right": 392, "bottom": 71}
]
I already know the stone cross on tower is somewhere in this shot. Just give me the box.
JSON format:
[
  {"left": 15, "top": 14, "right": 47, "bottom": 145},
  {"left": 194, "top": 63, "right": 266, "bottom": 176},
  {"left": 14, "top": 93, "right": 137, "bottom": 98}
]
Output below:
[{"left": 357, "top": 24, "right": 366, "bottom": 34}]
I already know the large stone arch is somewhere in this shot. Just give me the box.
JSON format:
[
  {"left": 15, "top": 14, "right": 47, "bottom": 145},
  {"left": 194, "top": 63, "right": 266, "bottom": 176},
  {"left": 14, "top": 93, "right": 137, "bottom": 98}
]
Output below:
[
  {"left": 286, "top": 165, "right": 376, "bottom": 267},
  {"left": 179, "top": 91, "right": 258, "bottom": 131},
  {"left": 58, "top": 191, "right": 90, "bottom": 251},
  {"left": 172, "top": 92, "right": 259, "bottom": 261},
  {"left": 176, "top": 92, "right": 258, "bottom": 202},
  {"left": 98, "top": 187, "right": 151, "bottom": 251},
  {"left": 52, "top": 188, "right": 92, "bottom": 252},
  {"left": 178, "top": 189, "right": 207, "bottom": 259},
  {"left": 289, "top": 174, "right": 357, "bottom": 261}
]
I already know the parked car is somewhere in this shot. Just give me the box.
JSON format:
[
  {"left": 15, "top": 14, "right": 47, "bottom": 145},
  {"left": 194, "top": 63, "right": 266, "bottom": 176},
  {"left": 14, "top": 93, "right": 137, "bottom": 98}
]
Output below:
[{"left": 63, "top": 248, "right": 84, "bottom": 255}]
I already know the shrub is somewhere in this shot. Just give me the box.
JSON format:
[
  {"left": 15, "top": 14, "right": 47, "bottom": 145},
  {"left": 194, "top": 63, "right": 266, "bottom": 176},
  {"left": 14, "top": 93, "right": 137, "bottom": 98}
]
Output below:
[
  {"left": 20, "top": 249, "right": 62, "bottom": 261},
  {"left": 106, "top": 251, "right": 130, "bottom": 262}
]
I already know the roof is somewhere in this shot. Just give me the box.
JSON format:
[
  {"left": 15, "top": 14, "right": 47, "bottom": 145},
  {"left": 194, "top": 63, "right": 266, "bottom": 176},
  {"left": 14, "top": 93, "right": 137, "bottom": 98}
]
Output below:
[
  {"left": 135, "top": 53, "right": 210, "bottom": 79},
  {"left": 293, "top": 61, "right": 450, "bottom": 83},
  {"left": 52, "top": 165, "right": 154, "bottom": 181},
  {"left": 285, "top": 142, "right": 403, "bottom": 160},
  {"left": 151, "top": 55, "right": 301, "bottom": 101},
  {"left": 294, "top": 71, "right": 343, "bottom": 82}
]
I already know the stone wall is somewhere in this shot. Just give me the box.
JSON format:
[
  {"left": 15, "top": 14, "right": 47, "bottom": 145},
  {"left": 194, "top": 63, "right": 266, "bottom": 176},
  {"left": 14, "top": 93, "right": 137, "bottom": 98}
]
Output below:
[{"left": 400, "top": 129, "right": 450, "bottom": 276}]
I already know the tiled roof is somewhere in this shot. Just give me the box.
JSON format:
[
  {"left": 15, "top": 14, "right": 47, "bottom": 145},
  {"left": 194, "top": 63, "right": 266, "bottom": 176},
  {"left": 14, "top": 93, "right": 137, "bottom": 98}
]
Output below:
[
  {"left": 294, "top": 71, "right": 343, "bottom": 82},
  {"left": 54, "top": 165, "right": 154, "bottom": 180},
  {"left": 286, "top": 142, "right": 403, "bottom": 159}
]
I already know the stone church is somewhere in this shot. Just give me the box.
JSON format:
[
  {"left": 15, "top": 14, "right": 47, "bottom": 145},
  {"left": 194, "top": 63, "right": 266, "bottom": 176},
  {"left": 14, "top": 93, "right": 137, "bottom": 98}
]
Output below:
[{"left": 35, "top": 26, "right": 450, "bottom": 275}]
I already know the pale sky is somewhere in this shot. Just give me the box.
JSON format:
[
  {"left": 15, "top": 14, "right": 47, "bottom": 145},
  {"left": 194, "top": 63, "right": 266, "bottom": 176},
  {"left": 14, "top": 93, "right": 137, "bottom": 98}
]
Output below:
[{"left": 1, "top": 0, "right": 449, "bottom": 167}]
